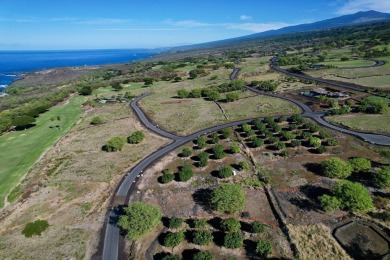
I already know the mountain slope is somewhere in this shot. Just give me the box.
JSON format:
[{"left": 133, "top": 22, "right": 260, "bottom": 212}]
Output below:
[{"left": 174, "top": 10, "right": 390, "bottom": 50}]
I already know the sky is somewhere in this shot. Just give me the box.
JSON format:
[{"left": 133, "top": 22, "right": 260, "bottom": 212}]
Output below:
[{"left": 0, "top": 0, "right": 389, "bottom": 50}]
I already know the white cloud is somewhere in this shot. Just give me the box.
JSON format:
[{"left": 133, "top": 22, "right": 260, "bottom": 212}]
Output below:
[
  {"left": 240, "top": 15, "right": 252, "bottom": 20},
  {"left": 50, "top": 17, "right": 131, "bottom": 25},
  {"left": 336, "top": 0, "right": 390, "bottom": 14},
  {"left": 163, "top": 19, "right": 212, "bottom": 27},
  {"left": 226, "top": 22, "right": 291, "bottom": 32},
  {"left": 0, "top": 17, "right": 36, "bottom": 23}
]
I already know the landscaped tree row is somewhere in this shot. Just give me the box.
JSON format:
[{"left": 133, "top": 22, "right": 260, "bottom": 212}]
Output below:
[{"left": 102, "top": 130, "right": 145, "bottom": 152}]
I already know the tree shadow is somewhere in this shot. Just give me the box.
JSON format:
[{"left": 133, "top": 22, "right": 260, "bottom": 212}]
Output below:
[
  {"left": 343, "top": 241, "right": 384, "bottom": 260},
  {"left": 192, "top": 188, "right": 213, "bottom": 212},
  {"left": 15, "top": 124, "right": 36, "bottom": 131},
  {"left": 244, "top": 239, "right": 257, "bottom": 259},
  {"left": 208, "top": 217, "right": 222, "bottom": 230},
  {"left": 182, "top": 248, "right": 200, "bottom": 259},
  {"left": 212, "top": 231, "right": 225, "bottom": 247},
  {"left": 153, "top": 252, "right": 171, "bottom": 260},
  {"left": 161, "top": 216, "right": 170, "bottom": 228},
  {"left": 303, "top": 162, "right": 321, "bottom": 175},
  {"left": 210, "top": 170, "right": 220, "bottom": 178},
  {"left": 157, "top": 232, "right": 168, "bottom": 246},
  {"left": 240, "top": 221, "right": 253, "bottom": 233}
]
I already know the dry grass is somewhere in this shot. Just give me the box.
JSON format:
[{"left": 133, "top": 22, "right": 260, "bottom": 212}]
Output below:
[
  {"left": 288, "top": 224, "right": 351, "bottom": 260},
  {"left": 326, "top": 113, "right": 390, "bottom": 135},
  {"left": 0, "top": 102, "right": 169, "bottom": 259}
]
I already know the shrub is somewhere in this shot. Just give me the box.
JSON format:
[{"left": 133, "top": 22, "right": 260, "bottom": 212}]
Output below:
[
  {"left": 316, "top": 145, "right": 327, "bottom": 154},
  {"left": 291, "top": 140, "right": 301, "bottom": 147},
  {"left": 373, "top": 166, "right": 390, "bottom": 188},
  {"left": 193, "top": 251, "right": 214, "bottom": 260},
  {"left": 213, "top": 145, "right": 225, "bottom": 159},
  {"left": 302, "top": 132, "right": 312, "bottom": 140},
  {"left": 220, "top": 218, "right": 241, "bottom": 232},
  {"left": 196, "top": 136, "right": 207, "bottom": 149},
  {"left": 193, "top": 218, "right": 208, "bottom": 229},
  {"left": 319, "top": 194, "right": 342, "bottom": 212},
  {"left": 209, "top": 133, "right": 220, "bottom": 144},
  {"left": 321, "top": 157, "right": 352, "bottom": 179},
  {"left": 211, "top": 184, "right": 246, "bottom": 214},
  {"left": 193, "top": 230, "right": 213, "bottom": 245},
  {"left": 224, "top": 232, "right": 243, "bottom": 249},
  {"left": 169, "top": 217, "right": 183, "bottom": 229},
  {"left": 349, "top": 157, "right": 371, "bottom": 172},
  {"left": 160, "top": 173, "right": 174, "bottom": 183},
  {"left": 326, "top": 139, "right": 339, "bottom": 146},
  {"left": 226, "top": 92, "right": 240, "bottom": 102},
  {"left": 177, "top": 89, "right": 190, "bottom": 98},
  {"left": 252, "top": 221, "right": 265, "bottom": 233},
  {"left": 332, "top": 180, "right": 374, "bottom": 212},
  {"left": 309, "top": 137, "right": 322, "bottom": 147},
  {"left": 218, "top": 166, "right": 233, "bottom": 178},
  {"left": 319, "top": 130, "right": 330, "bottom": 139},
  {"left": 179, "top": 163, "right": 194, "bottom": 181},
  {"left": 118, "top": 202, "right": 161, "bottom": 239},
  {"left": 275, "top": 141, "right": 286, "bottom": 150},
  {"left": 281, "top": 131, "right": 296, "bottom": 141},
  {"left": 268, "top": 136, "right": 279, "bottom": 144},
  {"left": 230, "top": 142, "right": 241, "bottom": 153},
  {"left": 280, "top": 150, "right": 291, "bottom": 157},
  {"left": 91, "top": 116, "right": 103, "bottom": 125},
  {"left": 255, "top": 240, "right": 273, "bottom": 257},
  {"left": 22, "top": 220, "right": 49, "bottom": 237},
  {"left": 221, "top": 128, "right": 232, "bottom": 139},
  {"left": 180, "top": 147, "right": 192, "bottom": 157},
  {"left": 238, "top": 161, "right": 250, "bottom": 171},
  {"left": 252, "top": 137, "right": 264, "bottom": 148},
  {"left": 103, "top": 136, "right": 126, "bottom": 152},
  {"left": 127, "top": 130, "right": 145, "bottom": 144},
  {"left": 197, "top": 152, "right": 209, "bottom": 167},
  {"left": 164, "top": 231, "right": 185, "bottom": 247}
]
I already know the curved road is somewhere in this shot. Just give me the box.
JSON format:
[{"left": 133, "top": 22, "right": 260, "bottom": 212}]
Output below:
[{"left": 102, "top": 64, "right": 390, "bottom": 260}]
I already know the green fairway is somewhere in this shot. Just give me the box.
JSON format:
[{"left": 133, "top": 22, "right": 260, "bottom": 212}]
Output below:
[
  {"left": 319, "top": 59, "right": 375, "bottom": 67},
  {"left": 0, "top": 96, "right": 85, "bottom": 208}
]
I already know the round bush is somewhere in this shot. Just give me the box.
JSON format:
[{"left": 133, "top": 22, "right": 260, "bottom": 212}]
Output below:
[
  {"left": 193, "top": 230, "right": 213, "bottom": 245},
  {"left": 321, "top": 157, "right": 352, "bottom": 179},
  {"left": 168, "top": 217, "right": 183, "bottom": 229},
  {"left": 252, "top": 221, "right": 265, "bottom": 233},
  {"left": 255, "top": 240, "right": 273, "bottom": 257},
  {"left": 221, "top": 218, "right": 241, "bottom": 232},
  {"left": 218, "top": 166, "right": 233, "bottom": 179},
  {"left": 193, "top": 251, "right": 214, "bottom": 260},
  {"left": 223, "top": 232, "right": 243, "bottom": 249}
]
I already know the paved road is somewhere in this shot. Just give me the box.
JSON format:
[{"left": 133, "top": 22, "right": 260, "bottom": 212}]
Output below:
[
  {"left": 230, "top": 68, "right": 241, "bottom": 80},
  {"left": 102, "top": 66, "right": 390, "bottom": 259},
  {"left": 270, "top": 57, "right": 366, "bottom": 92}
]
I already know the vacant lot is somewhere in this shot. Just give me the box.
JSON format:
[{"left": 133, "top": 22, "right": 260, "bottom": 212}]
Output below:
[
  {"left": 326, "top": 113, "right": 390, "bottom": 135},
  {"left": 0, "top": 102, "right": 168, "bottom": 259},
  {"left": 0, "top": 95, "right": 85, "bottom": 208}
]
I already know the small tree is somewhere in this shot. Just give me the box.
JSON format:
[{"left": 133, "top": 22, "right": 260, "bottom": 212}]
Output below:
[
  {"left": 211, "top": 184, "right": 246, "bottom": 214},
  {"left": 207, "top": 91, "right": 220, "bottom": 101},
  {"left": 224, "top": 233, "right": 243, "bottom": 249},
  {"left": 79, "top": 86, "right": 92, "bottom": 95},
  {"left": 326, "top": 139, "right": 339, "bottom": 146},
  {"left": 309, "top": 137, "right": 322, "bottom": 148},
  {"left": 160, "top": 172, "right": 175, "bottom": 184},
  {"left": 193, "top": 251, "right": 214, "bottom": 260},
  {"left": 226, "top": 92, "right": 240, "bottom": 102},
  {"left": 221, "top": 128, "right": 232, "bottom": 139},
  {"left": 220, "top": 218, "right": 241, "bottom": 232},
  {"left": 91, "top": 116, "right": 103, "bottom": 125},
  {"left": 162, "top": 255, "right": 180, "bottom": 260},
  {"left": 164, "top": 231, "right": 185, "bottom": 247},
  {"left": 196, "top": 136, "right": 207, "bottom": 149},
  {"left": 218, "top": 166, "right": 233, "bottom": 179},
  {"left": 197, "top": 152, "right": 209, "bottom": 167},
  {"left": 103, "top": 136, "right": 126, "bottom": 152},
  {"left": 169, "top": 217, "right": 183, "bottom": 229},
  {"left": 118, "top": 202, "right": 161, "bottom": 239},
  {"left": 193, "top": 230, "right": 213, "bottom": 245},
  {"left": 252, "top": 221, "right": 265, "bottom": 233},
  {"left": 238, "top": 161, "right": 250, "bottom": 171},
  {"left": 321, "top": 157, "right": 352, "bottom": 179},
  {"left": 319, "top": 194, "right": 342, "bottom": 212},
  {"left": 213, "top": 145, "right": 225, "bottom": 159},
  {"left": 274, "top": 141, "right": 286, "bottom": 150},
  {"left": 255, "top": 240, "right": 273, "bottom": 257},
  {"left": 373, "top": 166, "right": 390, "bottom": 188},
  {"left": 13, "top": 116, "right": 36, "bottom": 129},
  {"left": 177, "top": 89, "right": 190, "bottom": 99},
  {"left": 193, "top": 218, "right": 208, "bottom": 229},
  {"left": 144, "top": 77, "right": 154, "bottom": 86},
  {"left": 252, "top": 137, "right": 264, "bottom": 148},
  {"left": 291, "top": 140, "right": 301, "bottom": 147},
  {"left": 178, "top": 163, "right": 194, "bottom": 181},
  {"left": 230, "top": 142, "right": 241, "bottom": 153},
  {"left": 127, "top": 130, "right": 145, "bottom": 144},
  {"left": 209, "top": 133, "right": 220, "bottom": 144},
  {"left": 333, "top": 180, "right": 374, "bottom": 212},
  {"left": 349, "top": 157, "right": 371, "bottom": 173},
  {"left": 180, "top": 147, "right": 192, "bottom": 157}
]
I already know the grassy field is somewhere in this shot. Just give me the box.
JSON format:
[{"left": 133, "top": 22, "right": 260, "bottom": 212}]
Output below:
[
  {"left": 327, "top": 112, "right": 390, "bottom": 135},
  {"left": 319, "top": 59, "right": 375, "bottom": 67},
  {"left": 307, "top": 56, "right": 390, "bottom": 89},
  {"left": 0, "top": 96, "right": 85, "bottom": 208}
]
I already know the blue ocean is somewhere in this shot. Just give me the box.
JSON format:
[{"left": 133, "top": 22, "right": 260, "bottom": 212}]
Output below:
[{"left": 0, "top": 49, "right": 161, "bottom": 91}]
